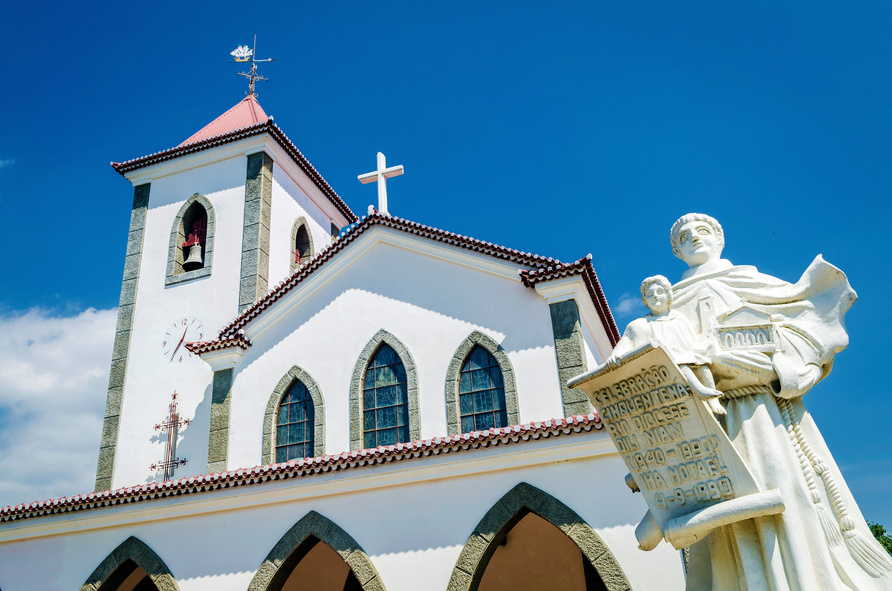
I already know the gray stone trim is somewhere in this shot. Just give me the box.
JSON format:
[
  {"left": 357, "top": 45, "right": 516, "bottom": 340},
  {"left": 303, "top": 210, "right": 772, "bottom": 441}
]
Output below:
[
  {"left": 446, "top": 482, "right": 633, "bottom": 591},
  {"left": 290, "top": 216, "right": 315, "bottom": 274},
  {"left": 349, "top": 330, "right": 421, "bottom": 451},
  {"left": 240, "top": 152, "right": 273, "bottom": 313},
  {"left": 444, "top": 331, "right": 520, "bottom": 435},
  {"left": 80, "top": 535, "right": 180, "bottom": 591},
  {"left": 207, "top": 368, "right": 233, "bottom": 474},
  {"left": 246, "top": 510, "right": 386, "bottom": 591},
  {"left": 548, "top": 299, "right": 593, "bottom": 416},
  {"left": 262, "top": 366, "right": 325, "bottom": 464},
  {"left": 165, "top": 193, "right": 216, "bottom": 286},
  {"left": 95, "top": 183, "right": 150, "bottom": 492}
]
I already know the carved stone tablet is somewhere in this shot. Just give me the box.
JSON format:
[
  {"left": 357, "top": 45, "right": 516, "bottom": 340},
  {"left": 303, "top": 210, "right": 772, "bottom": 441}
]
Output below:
[{"left": 569, "top": 344, "right": 762, "bottom": 535}]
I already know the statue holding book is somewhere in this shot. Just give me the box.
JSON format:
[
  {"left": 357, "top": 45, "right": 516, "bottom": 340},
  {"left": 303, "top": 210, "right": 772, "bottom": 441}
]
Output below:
[{"left": 570, "top": 213, "right": 892, "bottom": 590}]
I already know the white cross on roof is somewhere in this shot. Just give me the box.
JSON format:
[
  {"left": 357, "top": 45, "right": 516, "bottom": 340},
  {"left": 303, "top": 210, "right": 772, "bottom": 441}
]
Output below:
[{"left": 358, "top": 152, "right": 404, "bottom": 215}]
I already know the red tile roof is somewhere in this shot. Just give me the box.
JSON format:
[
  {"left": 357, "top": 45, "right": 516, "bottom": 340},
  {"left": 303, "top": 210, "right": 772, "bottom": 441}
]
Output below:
[
  {"left": 185, "top": 334, "right": 251, "bottom": 355},
  {"left": 0, "top": 415, "right": 602, "bottom": 523},
  {"left": 178, "top": 96, "right": 268, "bottom": 146},
  {"left": 203, "top": 212, "right": 616, "bottom": 346},
  {"left": 111, "top": 117, "right": 357, "bottom": 224},
  {"left": 520, "top": 256, "right": 621, "bottom": 346}
]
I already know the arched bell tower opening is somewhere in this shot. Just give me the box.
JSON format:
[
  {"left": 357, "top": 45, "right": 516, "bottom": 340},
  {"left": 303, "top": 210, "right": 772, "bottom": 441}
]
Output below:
[
  {"left": 165, "top": 193, "right": 216, "bottom": 285},
  {"left": 180, "top": 202, "right": 207, "bottom": 272}
]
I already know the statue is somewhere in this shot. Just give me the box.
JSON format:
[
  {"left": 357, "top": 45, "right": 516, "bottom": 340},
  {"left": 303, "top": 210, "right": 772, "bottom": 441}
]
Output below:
[{"left": 571, "top": 214, "right": 892, "bottom": 590}]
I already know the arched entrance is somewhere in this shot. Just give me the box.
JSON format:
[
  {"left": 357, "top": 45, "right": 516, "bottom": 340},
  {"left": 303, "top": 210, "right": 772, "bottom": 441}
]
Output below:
[
  {"left": 80, "top": 536, "right": 179, "bottom": 591},
  {"left": 448, "top": 482, "right": 632, "bottom": 591},
  {"left": 247, "top": 511, "right": 385, "bottom": 591}
]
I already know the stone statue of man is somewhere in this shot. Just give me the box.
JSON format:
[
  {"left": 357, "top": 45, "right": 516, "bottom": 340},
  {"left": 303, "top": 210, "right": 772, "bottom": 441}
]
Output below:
[{"left": 667, "top": 213, "right": 892, "bottom": 590}]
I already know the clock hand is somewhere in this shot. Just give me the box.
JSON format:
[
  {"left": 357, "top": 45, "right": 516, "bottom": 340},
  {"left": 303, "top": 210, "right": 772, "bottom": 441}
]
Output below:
[{"left": 169, "top": 326, "right": 188, "bottom": 363}]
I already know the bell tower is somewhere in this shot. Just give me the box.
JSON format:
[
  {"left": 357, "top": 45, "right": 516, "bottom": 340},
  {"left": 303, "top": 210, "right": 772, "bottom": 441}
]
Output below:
[{"left": 95, "top": 96, "right": 357, "bottom": 491}]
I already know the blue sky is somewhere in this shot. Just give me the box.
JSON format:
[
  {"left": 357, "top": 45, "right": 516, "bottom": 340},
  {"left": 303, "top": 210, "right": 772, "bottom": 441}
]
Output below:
[{"left": 0, "top": 2, "right": 890, "bottom": 526}]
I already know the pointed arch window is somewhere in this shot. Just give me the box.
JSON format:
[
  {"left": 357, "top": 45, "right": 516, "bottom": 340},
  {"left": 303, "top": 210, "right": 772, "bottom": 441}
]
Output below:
[
  {"left": 459, "top": 346, "right": 508, "bottom": 432},
  {"left": 291, "top": 217, "right": 315, "bottom": 274},
  {"left": 362, "top": 344, "right": 409, "bottom": 448},
  {"left": 276, "top": 380, "right": 315, "bottom": 462}
]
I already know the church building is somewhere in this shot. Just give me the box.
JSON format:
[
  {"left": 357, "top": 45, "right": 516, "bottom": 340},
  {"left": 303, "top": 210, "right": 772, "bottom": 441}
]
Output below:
[{"left": 0, "top": 94, "right": 686, "bottom": 590}]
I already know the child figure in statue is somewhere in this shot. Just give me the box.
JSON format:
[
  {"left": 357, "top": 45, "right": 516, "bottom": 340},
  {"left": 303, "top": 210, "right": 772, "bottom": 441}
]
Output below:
[{"left": 610, "top": 275, "right": 726, "bottom": 416}]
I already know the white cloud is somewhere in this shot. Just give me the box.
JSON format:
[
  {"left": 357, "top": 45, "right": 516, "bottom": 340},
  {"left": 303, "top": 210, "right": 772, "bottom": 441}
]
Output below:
[
  {"left": 0, "top": 159, "right": 14, "bottom": 169},
  {"left": 0, "top": 307, "right": 116, "bottom": 508},
  {"left": 613, "top": 292, "right": 643, "bottom": 320}
]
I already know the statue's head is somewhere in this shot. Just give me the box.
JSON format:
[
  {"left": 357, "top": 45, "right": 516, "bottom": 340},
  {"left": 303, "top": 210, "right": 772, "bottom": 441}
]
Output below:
[
  {"left": 640, "top": 275, "right": 672, "bottom": 315},
  {"left": 670, "top": 213, "right": 724, "bottom": 267}
]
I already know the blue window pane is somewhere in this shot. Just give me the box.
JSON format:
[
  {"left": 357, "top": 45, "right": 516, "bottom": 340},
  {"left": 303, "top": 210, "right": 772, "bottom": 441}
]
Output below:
[
  {"left": 497, "top": 409, "right": 508, "bottom": 428},
  {"left": 492, "top": 388, "right": 505, "bottom": 410},
  {"left": 459, "top": 371, "right": 471, "bottom": 393},
  {"left": 377, "top": 385, "right": 396, "bottom": 407},
  {"left": 288, "top": 444, "right": 302, "bottom": 459},
  {"left": 377, "top": 406, "right": 398, "bottom": 429},
  {"left": 399, "top": 426, "right": 409, "bottom": 442},
  {"left": 305, "top": 440, "right": 314, "bottom": 458},
  {"left": 459, "top": 393, "right": 473, "bottom": 415},
  {"left": 396, "top": 383, "right": 408, "bottom": 404},
  {"left": 290, "top": 403, "right": 305, "bottom": 422},
  {"left": 364, "top": 432, "right": 376, "bottom": 448},
  {"left": 461, "top": 416, "right": 475, "bottom": 433},
  {"left": 289, "top": 423, "right": 303, "bottom": 444},
  {"left": 490, "top": 367, "right": 504, "bottom": 388},
  {"left": 376, "top": 365, "right": 396, "bottom": 386},
  {"left": 363, "top": 368, "right": 375, "bottom": 389},
  {"left": 476, "top": 413, "right": 495, "bottom": 431},
  {"left": 472, "top": 370, "right": 490, "bottom": 391},
  {"left": 277, "top": 425, "right": 287, "bottom": 444},
  {"left": 276, "top": 409, "right": 288, "bottom": 425},
  {"left": 398, "top": 404, "right": 408, "bottom": 426},
  {"left": 469, "top": 347, "right": 488, "bottom": 370},
  {"left": 276, "top": 447, "right": 286, "bottom": 463},
  {"left": 364, "top": 410, "right": 375, "bottom": 430},
  {"left": 473, "top": 391, "right": 492, "bottom": 412},
  {"left": 363, "top": 387, "right": 375, "bottom": 408},
  {"left": 379, "top": 428, "right": 398, "bottom": 446},
  {"left": 396, "top": 363, "right": 406, "bottom": 383},
  {"left": 375, "top": 345, "right": 395, "bottom": 366}
]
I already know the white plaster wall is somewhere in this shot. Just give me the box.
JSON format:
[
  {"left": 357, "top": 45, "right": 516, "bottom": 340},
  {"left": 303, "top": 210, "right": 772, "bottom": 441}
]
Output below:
[
  {"left": 225, "top": 239, "right": 565, "bottom": 469},
  {"left": 113, "top": 156, "right": 248, "bottom": 489},
  {"left": 0, "top": 434, "right": 685, "bottom": 591},
  {"left": 268, "top": 165, "right": 334, "bottom": 288}
]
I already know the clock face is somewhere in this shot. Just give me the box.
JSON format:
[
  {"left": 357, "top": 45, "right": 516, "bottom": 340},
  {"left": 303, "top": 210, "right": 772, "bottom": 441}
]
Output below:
[{"left": 162, "top": 317, "right": 205, "bottom": 364}]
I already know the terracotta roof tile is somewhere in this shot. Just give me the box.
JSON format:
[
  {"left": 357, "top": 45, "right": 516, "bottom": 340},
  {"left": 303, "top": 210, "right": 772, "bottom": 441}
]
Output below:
[
  {"left": 520, "top": 256, "right": 621, "bottom": 346},
  {"left": 185, "top": 334, "right": 251, "bottom": 355},
  {"left": 178, "top": 96, "right": 268, "bottom": 146},
  {"left": 111, "top": 120, "right": 357, "bottom": 223},
  {"left": 0, "top": 415, "right": 602, "bottom": 523}
]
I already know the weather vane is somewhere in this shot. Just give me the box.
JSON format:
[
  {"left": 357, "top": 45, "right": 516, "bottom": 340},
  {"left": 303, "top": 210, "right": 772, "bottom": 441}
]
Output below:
[{"left": 230, "top": 35, "right": 274, "bottom": 97}]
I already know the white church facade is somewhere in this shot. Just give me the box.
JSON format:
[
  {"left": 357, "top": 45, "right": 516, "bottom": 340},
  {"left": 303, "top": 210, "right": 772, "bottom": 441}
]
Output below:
[{"left": 0, "top": 96, "right": 687, "bottom": 590}]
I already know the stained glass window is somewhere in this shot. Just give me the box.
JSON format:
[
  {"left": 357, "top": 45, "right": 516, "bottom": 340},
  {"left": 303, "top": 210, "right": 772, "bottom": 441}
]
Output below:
[
  {"left": 362, "top": 344, "right": 409, "bottom": 448},
  {"left": 459, "top": 346, "right": 508, "bottom": 433},
  {"left": 275, "top": 380, "right": 315, "bottom": 463}
]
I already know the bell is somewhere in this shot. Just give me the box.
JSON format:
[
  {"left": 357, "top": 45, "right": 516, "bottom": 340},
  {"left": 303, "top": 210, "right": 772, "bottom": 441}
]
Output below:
[{"left": 183, "top": 243, "right": 203, "bottom": 270}]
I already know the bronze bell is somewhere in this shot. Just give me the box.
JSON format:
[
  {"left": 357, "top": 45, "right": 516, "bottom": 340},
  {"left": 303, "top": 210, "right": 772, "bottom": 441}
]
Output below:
[{"left": 183, "top": 243, "right": 203, "bottom": 270}]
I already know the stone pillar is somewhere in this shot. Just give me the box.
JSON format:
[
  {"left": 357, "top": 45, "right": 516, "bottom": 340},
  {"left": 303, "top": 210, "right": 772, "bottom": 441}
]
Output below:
[
  {"left": 95, "top": 183, "right": 150, "bottom": 492},
  {"left": 207, "top": 368, "right": 233, "bottom": 474},
  {"left": 549, "top": 299, "right": 593, "bottom": 417},
  {"left": 239, "top": 152, "right": 273, "bottom": 313}
]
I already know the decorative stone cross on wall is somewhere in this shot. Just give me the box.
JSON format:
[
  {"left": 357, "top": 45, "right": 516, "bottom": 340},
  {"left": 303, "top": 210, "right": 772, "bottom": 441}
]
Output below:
[
  {"left": 358, "top": 152, "right": 404, "bottom": 215},
  {"left": 150, "top": 391, "right": 190, "bottom": 481}
]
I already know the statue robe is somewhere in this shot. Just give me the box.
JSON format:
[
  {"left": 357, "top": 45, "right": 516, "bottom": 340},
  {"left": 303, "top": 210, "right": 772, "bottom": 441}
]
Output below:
[{"left": 671, "top": 256, "right": 891, "bottom": 591}]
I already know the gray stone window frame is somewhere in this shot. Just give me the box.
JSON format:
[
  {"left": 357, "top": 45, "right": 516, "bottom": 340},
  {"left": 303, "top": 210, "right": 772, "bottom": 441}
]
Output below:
[
  {"left": 246, "top": 510, "right": 386, "bottom": 591},
  {"left": 290, "top": 216, "right": 315, "bottom": 274},
  {"left": 349, "top": 330, "right": 420, "bottom": 451},
  {"left": 446, "top": 482, "right": 633, "bottom": 591},
  {"left": 445, "top": 331, "right": 520, "bottom": 435},
  {"left": 166, "top": 193, "right": 216, "bottom": 286},
  {"left": 80, "top": 535, "right": 180, "bottom": 591},
  {"left": 262, "top": 366, "right": 325, "bottom": 464}
]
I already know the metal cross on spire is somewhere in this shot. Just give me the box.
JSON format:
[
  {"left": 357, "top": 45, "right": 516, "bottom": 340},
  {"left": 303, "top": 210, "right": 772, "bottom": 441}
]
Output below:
[
  {"left": 358, "top": 152, "right": 404, "bottom": 215},
  {"left": 230, "top": 35, "right": 274, "bottom": 97},
  {"left": 150, "top": 391, "right": 191, "bottom": 481}
]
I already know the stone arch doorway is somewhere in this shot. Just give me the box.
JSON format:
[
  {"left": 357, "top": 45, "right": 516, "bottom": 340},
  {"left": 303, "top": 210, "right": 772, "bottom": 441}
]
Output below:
[
  {"left": 80, "top": 536, "right": 180, "bottom": 591},
  {"left": 447, "top": 482, "right": 632, "bottom": 591},
  {"left": 247, "top": 511, "right": 385, "bottom": 591}
]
